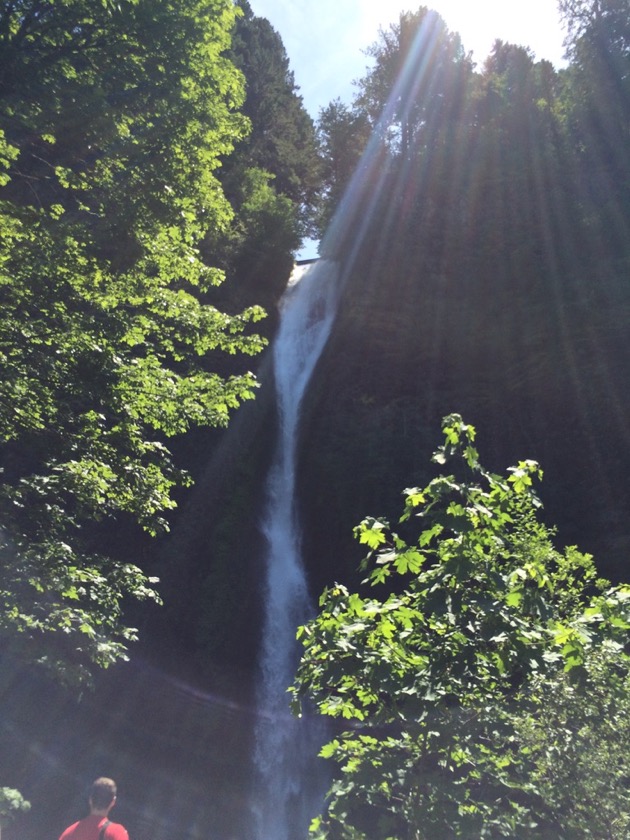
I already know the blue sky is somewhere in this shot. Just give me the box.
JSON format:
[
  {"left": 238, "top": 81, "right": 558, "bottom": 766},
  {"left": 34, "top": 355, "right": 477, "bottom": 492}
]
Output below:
[{"left": 247, "top": 1, "right": 567, "bottom": 259}]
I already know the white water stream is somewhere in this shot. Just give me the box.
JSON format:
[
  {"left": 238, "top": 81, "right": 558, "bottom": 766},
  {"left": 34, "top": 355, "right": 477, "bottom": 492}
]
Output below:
[{"left": 252, "top": 259, "right": 340, "bottom": 840}]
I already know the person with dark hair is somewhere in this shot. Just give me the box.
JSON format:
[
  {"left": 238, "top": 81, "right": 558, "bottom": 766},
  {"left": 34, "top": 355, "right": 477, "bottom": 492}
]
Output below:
[{"left": 59, "top": 778, "right": 129, "bottom": 840}]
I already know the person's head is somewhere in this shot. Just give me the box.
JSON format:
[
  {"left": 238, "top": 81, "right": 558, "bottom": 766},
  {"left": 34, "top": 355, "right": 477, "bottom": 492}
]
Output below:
[{"left": 89, "top": 778, "right": 117, "bottom": 813}]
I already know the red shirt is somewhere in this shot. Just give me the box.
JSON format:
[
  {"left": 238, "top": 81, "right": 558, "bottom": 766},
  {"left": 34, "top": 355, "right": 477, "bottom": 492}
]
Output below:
[{"left": 59, "top": 814, "right": 129, "bottom": 840}]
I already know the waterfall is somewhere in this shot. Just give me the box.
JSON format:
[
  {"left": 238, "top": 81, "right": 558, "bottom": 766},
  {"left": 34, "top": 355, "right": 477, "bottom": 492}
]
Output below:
[{"left": 252, "top": 259, "right": 340, "bottom": 840}]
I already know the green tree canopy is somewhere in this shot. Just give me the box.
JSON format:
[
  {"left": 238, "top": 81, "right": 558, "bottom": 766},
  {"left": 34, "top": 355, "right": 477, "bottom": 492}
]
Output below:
[
  {"left": 559, "top": 0, "right": 630, "bottom": 251},
  {"left": 228, "top": 0, "right": 322, "bottom": 233},
  {"left": 293, "top": 415, "right": 630, "bottom": 838},
  {"left": 353, "top": 7, "right": 472, "bottom": 159},
  {"left": 0, "top": 0, "right": 266, "bottom": 682},
  {"left": 315, "top": 99, "right": 371, "bottom": 233},
  {"left": 199, "top": 0, "right": 323, "bottom": 315}
]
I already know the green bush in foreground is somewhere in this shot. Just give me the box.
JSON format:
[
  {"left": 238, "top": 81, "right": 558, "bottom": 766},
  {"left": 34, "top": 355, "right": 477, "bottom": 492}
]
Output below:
[
  {"left": 293, "top": 414, "right": 630, "bottom": 839},
  {"left": 0, "top": 787, "right": 30, "bottom": 839}
]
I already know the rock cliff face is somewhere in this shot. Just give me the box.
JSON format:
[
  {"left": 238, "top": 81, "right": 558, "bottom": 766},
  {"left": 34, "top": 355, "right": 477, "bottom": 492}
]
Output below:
[
  {"left": 297, "top": 209, "right": 630, "bottom": 597},
  {"left": 153, "top": 181, "right": 630, "bottom": 680}
]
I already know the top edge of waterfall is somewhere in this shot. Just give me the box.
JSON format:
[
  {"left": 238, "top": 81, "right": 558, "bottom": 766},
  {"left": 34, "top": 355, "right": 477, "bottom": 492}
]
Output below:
[{"left": 288, "top": 257, "right": 333, "bottom": 288}]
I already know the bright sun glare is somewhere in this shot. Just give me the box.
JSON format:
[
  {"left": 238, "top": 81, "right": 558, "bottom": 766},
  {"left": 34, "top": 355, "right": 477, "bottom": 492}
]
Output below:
[
  {"left": 359, "top": 0, "right": 565, "bottom": 67},
  {"left": 249, "top": 0, "right": 566, "bottom": 260}
]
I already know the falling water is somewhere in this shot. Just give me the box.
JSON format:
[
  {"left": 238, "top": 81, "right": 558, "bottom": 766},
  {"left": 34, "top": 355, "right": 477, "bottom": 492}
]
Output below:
[{"left": 252, "top": 259, "right": 340, "bottom": 840}]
